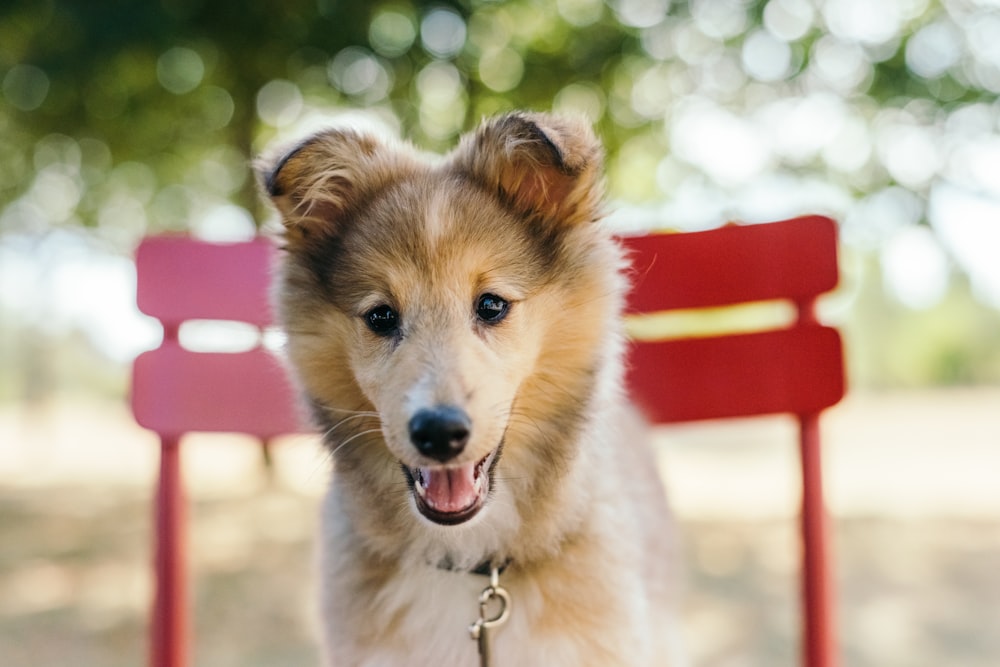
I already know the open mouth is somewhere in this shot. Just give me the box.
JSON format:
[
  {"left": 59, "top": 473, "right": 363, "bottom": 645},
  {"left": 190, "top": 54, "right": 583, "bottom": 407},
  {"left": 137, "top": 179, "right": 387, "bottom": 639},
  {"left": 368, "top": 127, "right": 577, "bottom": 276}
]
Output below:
[{"left": 404, "top": 447, "right": 500, "bottom": 525}]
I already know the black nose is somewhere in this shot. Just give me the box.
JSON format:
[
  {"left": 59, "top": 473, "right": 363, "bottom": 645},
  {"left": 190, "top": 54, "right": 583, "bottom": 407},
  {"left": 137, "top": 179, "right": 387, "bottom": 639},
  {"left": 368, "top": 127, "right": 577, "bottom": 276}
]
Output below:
[{"left": 408, "top": 405, "right": 471, "bottom": 462}]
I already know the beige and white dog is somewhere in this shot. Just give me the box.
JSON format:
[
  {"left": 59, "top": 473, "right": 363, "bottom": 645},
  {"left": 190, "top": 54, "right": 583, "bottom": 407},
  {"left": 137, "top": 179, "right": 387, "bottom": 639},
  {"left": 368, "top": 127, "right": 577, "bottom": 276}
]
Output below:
[{"left": 259, "top": 112, "right": 681, "bottom": 666}]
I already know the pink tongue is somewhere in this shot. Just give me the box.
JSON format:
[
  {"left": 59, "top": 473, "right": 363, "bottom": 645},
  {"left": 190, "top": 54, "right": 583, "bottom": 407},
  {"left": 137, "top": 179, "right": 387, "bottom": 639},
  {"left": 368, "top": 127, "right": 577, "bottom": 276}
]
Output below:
[{"left": 422, "top": 464, "right": 478, "bottom": 513}]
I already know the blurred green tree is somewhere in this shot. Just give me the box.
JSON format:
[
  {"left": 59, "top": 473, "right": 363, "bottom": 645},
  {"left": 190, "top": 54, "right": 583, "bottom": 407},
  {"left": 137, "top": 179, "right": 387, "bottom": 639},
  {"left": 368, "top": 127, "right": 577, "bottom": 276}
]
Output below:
[
  {"left": 3, "top": 0, "right": 998, "bottom": 238},
  {"left": 2, "top": 0, "right": 1000, "bottom": 392}
]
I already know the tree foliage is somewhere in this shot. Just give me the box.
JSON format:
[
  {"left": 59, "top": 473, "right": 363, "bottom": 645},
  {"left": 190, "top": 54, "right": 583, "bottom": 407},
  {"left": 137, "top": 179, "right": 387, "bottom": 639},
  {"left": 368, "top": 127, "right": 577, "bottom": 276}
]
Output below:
[
  {"left": 4, "top": 0, "right": 998, "bottom": 239},
  {"left": 3, "top": 0, "right": 1000, "bottom": 394}
]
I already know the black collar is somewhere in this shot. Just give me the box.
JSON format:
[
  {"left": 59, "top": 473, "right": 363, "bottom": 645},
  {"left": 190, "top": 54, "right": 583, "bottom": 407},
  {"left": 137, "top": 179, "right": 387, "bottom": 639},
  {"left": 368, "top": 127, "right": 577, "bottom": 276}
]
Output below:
[{"left": 435, "top": 556, "right": 512, "bottom": 577}]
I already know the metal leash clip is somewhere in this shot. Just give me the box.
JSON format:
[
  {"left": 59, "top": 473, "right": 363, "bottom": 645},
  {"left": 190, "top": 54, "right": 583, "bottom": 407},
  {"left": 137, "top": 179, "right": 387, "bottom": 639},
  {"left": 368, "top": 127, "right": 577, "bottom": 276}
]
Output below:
[{"left": 468, "top": 567, "right": 511, "bottom": 667}]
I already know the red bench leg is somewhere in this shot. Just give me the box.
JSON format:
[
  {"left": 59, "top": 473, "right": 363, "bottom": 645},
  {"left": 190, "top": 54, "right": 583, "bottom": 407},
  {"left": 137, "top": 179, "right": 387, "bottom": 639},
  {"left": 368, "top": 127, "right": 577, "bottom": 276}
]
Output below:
[
  {"left": 151, "top": 437, "right": 188, "bottom": 667},
  {"left": 799, "top": 413, "right": 837, "bottom": 667}
]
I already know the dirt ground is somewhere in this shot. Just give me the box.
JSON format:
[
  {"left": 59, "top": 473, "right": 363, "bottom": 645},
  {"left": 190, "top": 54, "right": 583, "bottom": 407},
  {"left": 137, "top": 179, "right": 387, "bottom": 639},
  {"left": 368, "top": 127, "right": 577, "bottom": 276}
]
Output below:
[{"left": 1, "top": 388, "right": 998, "bottom": 666}]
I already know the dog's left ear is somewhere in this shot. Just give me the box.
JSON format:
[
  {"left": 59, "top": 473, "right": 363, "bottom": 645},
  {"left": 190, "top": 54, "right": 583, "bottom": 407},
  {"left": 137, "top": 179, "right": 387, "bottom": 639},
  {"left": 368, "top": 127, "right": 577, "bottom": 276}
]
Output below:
[
  {"left": 453, "top": 112, "right": 604, "bottom": 227},
  {"left": 256, "top": 128, "right": 418, "bottom": 246}
]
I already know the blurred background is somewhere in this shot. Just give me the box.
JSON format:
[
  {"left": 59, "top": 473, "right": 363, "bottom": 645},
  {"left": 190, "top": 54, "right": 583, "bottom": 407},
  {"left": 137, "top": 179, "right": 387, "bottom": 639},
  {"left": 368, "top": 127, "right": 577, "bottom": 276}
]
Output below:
[{"left": 1, "top": 0, "right": 998, "bottom": 665}]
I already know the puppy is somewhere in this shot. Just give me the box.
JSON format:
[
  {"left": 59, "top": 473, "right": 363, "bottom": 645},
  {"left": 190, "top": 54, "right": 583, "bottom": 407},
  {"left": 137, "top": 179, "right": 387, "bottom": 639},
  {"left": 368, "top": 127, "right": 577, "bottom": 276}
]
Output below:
[{"left": 259, "top": 112, "right": 680, "bottom": 666}]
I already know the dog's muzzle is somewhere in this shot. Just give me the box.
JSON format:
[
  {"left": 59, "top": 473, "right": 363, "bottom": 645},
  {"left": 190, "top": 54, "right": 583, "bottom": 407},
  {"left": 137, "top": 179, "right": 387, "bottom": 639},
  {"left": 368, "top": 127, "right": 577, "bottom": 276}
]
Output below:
[
  {"left": 403, "top": 406, "right": 500, "bottom": 525},
  {"left": 408, "top": 405, "right": 471, "bottom": 462}
]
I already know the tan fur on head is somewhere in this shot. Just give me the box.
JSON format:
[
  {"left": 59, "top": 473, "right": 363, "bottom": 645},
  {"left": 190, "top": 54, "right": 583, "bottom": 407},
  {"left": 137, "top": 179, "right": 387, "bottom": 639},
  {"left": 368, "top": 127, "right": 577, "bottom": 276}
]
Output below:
[{"left": 258, "top": 112, "right": 605, "bottom": 244}]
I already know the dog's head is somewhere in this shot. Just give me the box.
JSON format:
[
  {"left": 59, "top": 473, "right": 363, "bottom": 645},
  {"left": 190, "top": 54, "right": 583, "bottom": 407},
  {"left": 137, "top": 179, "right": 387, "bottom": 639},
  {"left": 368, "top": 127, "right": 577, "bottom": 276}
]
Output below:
[{"left": 259, "top": 113, "right": 623, "bottom": 543}]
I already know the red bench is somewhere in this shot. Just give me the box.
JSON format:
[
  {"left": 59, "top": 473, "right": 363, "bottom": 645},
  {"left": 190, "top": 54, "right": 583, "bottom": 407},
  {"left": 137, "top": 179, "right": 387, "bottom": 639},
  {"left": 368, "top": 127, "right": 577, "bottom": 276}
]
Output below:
[{"left": 132, "top": 214, "right": 845, "bottom": 667}]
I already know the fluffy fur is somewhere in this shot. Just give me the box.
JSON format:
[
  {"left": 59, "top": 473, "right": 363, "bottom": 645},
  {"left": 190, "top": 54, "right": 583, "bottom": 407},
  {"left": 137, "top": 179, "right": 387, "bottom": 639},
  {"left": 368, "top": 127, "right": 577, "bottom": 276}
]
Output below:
[{"left": 259, "top": 112, "right": 681, "bottom": 666}]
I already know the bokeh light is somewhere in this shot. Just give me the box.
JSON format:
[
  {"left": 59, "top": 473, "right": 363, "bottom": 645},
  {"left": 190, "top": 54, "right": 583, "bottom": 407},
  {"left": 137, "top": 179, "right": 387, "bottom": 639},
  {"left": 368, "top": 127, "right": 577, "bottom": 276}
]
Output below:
[
  {"left": 3, "top": 64, "right": 50, "bottom": 111},
  {"left": 327, "top": 47, "right": 392, "bottom": 103},
  {"left": 420, "top": 8, "right": 467, "bottom": 59},
  {"left": 156, "top": 47, "right": 205, "bottom": 95},
  {"left": 2, "top": 0, "right": 1000, "bottom": 390},
  {"left": 256, "top": 79, "right": 304, "bottom": 128},
  {"left": 416, "top": 61, "right": 467, "bottom": 140},
  {"left": 368, "top": 9, "right": 418, "bottom": 58}
]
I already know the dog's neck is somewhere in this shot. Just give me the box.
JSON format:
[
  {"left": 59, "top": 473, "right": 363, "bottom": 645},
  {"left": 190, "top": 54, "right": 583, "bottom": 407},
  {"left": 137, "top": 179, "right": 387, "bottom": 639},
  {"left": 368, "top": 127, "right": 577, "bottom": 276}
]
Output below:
[{"left": 434, "top": 555, "right": 512, "bottom": 577}]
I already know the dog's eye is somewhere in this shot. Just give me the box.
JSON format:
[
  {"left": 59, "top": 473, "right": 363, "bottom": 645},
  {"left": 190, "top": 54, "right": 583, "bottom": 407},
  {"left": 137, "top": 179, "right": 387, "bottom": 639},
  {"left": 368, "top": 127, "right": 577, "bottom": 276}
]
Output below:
[
  {"left": 475, "top": 293, "right": 509, "bottom": 324},
  {"left": 364, "top": 305, "right": 399, "bottom": 336}
]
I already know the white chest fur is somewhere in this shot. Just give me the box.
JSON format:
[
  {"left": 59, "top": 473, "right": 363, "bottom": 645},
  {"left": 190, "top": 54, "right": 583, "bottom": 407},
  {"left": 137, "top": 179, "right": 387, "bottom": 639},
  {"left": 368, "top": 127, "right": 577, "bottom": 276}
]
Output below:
[{"left": 322, "top": 564, "right": 658, "bottom": 667}]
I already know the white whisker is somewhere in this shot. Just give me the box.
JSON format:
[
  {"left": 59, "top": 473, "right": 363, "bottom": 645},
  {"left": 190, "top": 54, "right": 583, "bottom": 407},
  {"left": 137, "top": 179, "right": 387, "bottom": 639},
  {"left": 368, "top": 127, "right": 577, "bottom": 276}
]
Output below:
[{"left": 327, "top": 427, "right": 383, "bottom": 458}]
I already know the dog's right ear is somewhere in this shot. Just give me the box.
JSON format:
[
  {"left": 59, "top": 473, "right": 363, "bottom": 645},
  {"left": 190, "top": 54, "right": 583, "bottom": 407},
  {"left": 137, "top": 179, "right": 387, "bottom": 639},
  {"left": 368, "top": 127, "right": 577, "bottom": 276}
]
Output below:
[
  {"left": 452, "top": 112, "right": 604, "bottom": 228},
  {"left": 257, "top": 129, "right": 415, "bottom": 244}
]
